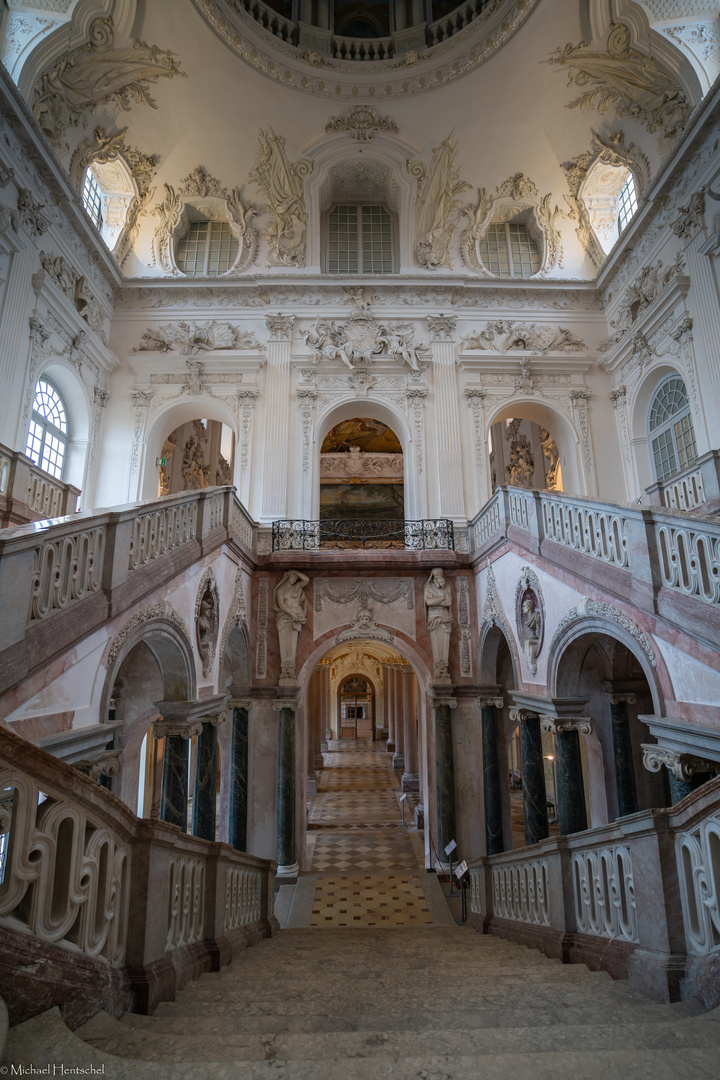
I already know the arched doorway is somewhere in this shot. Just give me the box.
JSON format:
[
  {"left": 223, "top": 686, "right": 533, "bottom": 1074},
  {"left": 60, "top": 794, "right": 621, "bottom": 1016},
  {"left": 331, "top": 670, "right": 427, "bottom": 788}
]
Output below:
[{"left": 338, "top": 674, "right": 374, "bottom": 739}]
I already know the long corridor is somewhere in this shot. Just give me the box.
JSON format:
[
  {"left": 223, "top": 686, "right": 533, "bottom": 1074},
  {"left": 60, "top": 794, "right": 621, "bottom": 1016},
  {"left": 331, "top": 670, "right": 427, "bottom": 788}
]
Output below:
[{"left": 287, "top": 738, "right": 454, "bottom": 928}]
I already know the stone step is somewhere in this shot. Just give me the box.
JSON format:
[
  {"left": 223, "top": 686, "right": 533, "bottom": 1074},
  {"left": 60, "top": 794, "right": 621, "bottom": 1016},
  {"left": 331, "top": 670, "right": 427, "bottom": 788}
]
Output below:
[
  {"left": 76, "top": 1014, "right": 720, "bottom": 1062},
  {"left": 7, "top": 1010, "right": 720, "bottom": 1080}
]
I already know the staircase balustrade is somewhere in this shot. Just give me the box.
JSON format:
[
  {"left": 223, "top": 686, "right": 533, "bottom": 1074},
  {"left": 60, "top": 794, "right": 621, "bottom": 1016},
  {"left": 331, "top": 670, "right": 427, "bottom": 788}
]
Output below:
[
  {"left": 0, "top": 728, "right": 277, "bottom": 1027},
  {"left": 0, "top": 441, "right": 80, "bottom": 528},
  {"left": 467, "top": 774, "right": 720, "bottom": 1002}
]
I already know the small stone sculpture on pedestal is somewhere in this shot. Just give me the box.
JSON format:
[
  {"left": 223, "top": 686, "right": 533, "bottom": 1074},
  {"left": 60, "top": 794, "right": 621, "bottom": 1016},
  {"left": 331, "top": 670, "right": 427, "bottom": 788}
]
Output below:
[
  {"left": 424, "top": 567, "right": 453, "bottom": 682},
  {"left": 273, "top": 570, "right": 310, "bottom": 683}
]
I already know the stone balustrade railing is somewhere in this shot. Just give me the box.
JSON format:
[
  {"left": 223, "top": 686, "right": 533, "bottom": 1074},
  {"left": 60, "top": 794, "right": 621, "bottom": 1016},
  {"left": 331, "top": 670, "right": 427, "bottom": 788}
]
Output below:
[
  {"left": 0, "top": 441, "right": 80, "bottom": 528},
  {"left": 467, "top": 774, "right": 720, "bottom": 1006},
  {"left": 0, "top": 727, "right": 277, "bottom": 1028},
  {"left": 470, "top": 486, "right": 720, "bottom": 646},
  {"left": 644, "top": 450, "right": 720, "bottom": 514},
  {"left": 0, "top": 487, "right": 257, "bottom": 693}
]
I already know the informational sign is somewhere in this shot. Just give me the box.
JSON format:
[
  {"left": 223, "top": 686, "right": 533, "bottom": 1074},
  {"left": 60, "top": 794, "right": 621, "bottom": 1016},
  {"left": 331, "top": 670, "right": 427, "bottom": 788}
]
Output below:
[
  {"left": 156, "top": 457, "right": 166, "bottom": 467},
  {"left": 444, "top": 839, "right": 457, "bottom": 856},
  {"left": 455, "top": 860, "right": 468, "bottom": 879},
  {"left": 399, "top": 794, "right": 407, "bottom": 802}
]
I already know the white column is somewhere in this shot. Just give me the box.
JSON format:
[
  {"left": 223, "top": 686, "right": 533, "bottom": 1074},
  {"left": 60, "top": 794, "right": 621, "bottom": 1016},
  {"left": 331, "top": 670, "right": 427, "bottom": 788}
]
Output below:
[
  {"left": 427, "top": 315, "right": 465, "bottom": 519},
  {"left": 261, "top": 314, "right": 294, "bottom": 522},
  {"left": 0, "top": 240, "right": 36, "bottom": 447}
]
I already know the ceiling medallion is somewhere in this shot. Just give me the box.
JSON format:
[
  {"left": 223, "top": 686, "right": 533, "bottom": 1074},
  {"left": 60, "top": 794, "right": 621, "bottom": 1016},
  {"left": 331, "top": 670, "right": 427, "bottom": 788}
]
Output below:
[{"left": 191, "top": 0, "right": 540, "bottom": 100}]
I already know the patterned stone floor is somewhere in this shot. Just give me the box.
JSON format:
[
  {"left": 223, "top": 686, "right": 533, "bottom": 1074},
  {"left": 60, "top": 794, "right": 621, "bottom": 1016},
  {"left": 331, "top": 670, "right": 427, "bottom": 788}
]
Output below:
[{"left": 308, "top": 739, "right": 433, "bottom": 927}]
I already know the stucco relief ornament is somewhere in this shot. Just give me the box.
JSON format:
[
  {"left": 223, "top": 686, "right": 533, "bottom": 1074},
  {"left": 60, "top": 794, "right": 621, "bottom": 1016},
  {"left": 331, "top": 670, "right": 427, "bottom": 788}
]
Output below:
[
  {"left": 325, "top": 106, "right": 398, "bottom": 141},
  {"left": 461, "top": 173, "right": 564, "bottom": 275},
  {"left": 136, "top": 321, "right": 260, "bottom": 354},
  {"left": 274, "top": 570, "right": 310, "bottom": 683},
  {"left": 32, "top": 17, "right": 187, "bottom": 144},
  {"left": 195, "top": 570, "right": 220, "bottom": 678},
  {"left": 301, "top": 313, "right": 428, "bottom": 371},
  {"left": 546, "top": 25, "right": 690, "bottom": 141},
  {"left": 409, "top": 134, "right": 470, "bottom": 269},
  {"left": 249, "top": 128, "right": 313, "bottom": 267},
  {"left": 425, "top": 568, "right": 453, "bottom": 683},
  {"left": 515, "top": 567, "right": 544, "bottom": 676},
  {"left": 336, "top": 607, "right": 395, "bottom": 644}
]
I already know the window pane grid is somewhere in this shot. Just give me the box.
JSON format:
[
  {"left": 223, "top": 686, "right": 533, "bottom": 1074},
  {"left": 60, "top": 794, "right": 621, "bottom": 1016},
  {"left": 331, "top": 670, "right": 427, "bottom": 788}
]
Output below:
[
  {"left": 618, "top": 175, "right": 638, "bottom": 234},
  {"left": 361, "top": 205, "right": 392, "bottom": 274},
  {"left": 649, "top": 376, "right": 697, "bottom": 482},
  {"left": 25, "top": 380, "right": 68, "bottom": 481},
  {"left": 478, "top": 222, "right": 539, "bottom": 278},
  {"left": 328, "top": 205, "right": 393, "bottom": 274},
  {"left": 82, "top": 168, "right": 103, "bottom": 230},
  {"left": 176, "top": 221, "right": 238, "bottom": 277}
]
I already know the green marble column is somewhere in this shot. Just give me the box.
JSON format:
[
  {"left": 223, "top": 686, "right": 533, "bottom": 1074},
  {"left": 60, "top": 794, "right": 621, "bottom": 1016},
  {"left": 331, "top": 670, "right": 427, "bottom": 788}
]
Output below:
[
  {"left": 517, "top": 711, "right": 549, "bottom": 847},
  {"left": 160, "top": 734, "right": 190, "bottom": 832},
  {"left": 435, "top": 700, "right": 457, "bottom": 857},
  {"left": 228, "top": 706, "right": 249, "bottom": 852},
  {"left": 192, "top": 720, "right": 218, "bottom": 841},
  {"left": 643, "top": 745, "right": 715, "bottom": 806},
  {"left": 481, "top": 699, "right": 504, "bottom": 855},
  {"left": 277, "top": 705, "right": 297, "bottom": 872},
  {"left": 609, "top": 695, "right": 638, "bottom": 818},
  {"left": 552, "top": 725, "right": 588, "bottom": 836}
]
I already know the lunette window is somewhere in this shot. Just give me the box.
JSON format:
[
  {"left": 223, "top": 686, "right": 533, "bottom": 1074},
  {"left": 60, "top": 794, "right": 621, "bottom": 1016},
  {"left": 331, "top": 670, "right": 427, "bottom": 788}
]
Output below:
[
  {"left": 25, "top": 378, "right": 69, "bottom": 480},
  {"left": 478, "top": 222, "right": 540, "bottom": 278},
  {"left": 176, "top": 221, "right": 239, "bottom": 277}
]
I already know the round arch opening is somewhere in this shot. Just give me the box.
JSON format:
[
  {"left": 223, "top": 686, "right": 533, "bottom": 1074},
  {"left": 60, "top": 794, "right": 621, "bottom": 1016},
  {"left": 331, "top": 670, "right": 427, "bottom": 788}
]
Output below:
[
  {"left": 142, "top": 401, "right": 239, "bottom": 500},
  {"left": 487, "top": 400, "right": 583, "bottom": 497}
]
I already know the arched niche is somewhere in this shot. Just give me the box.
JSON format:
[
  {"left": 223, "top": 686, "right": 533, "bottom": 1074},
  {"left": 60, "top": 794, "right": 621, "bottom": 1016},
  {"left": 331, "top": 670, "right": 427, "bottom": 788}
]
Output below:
[
  {"left": 486, "top": 399, "right": 585, "bottom": 497},
  {"left": 141, "top": 398, "right": 239, "bottom": 501},
  {"left": 36, "top": 359, "right": 91, "bottom": 495},
  {"left": 302, "top": 136, "right": 418, "bottom": 273},
  {"left": 314, "top": 397, "right": 417, "bottom": 519}
]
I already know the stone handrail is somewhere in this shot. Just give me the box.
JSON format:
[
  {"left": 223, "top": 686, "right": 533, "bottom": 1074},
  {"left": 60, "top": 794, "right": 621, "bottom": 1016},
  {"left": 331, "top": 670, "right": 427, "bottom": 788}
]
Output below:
[
  {"left": 0, "top": 727, "right": 277, "bottom": 1027},
  {"left": 643, "top": 450, "right": 720, "bottom": 514},
  {"left": 0, "top": 441, "right": 80, "bottom": 528},
  {"left": 469, "top": 486, "right": 720, "bottom": 644},
  {"left": 0, "top": 487, "right": 257, "bottom": 689},
  {"left": 467, "top": 773, "right": 720, "bottom": 1006}
]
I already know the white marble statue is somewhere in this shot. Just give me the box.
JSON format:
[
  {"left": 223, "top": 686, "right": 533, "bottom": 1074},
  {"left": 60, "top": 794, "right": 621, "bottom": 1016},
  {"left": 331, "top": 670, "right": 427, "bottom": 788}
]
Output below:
[
  {"left": 424, "top": 568, "right": 453, "bottom": 681},
  {"left": 273, "top": 570, "right": 310, "bottom": 681}
]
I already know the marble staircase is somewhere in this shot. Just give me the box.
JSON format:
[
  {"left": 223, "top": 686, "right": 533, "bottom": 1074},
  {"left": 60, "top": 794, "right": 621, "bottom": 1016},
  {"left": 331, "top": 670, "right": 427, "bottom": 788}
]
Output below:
[{"left": 5, "top": 927, "right": 720, "bottom": 1079}]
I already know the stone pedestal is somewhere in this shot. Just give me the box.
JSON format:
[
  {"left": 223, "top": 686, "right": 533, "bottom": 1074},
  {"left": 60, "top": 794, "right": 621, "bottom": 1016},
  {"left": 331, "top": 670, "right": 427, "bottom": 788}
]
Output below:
[
  {"left": 228, "top": 702, "right": 250, "bottom": 852},
  {"left": 481, "top": 697, "right": 504, "bottom": 855},
  {"left": 275, "top": 700, "right": 298, "bottom": 875},
  {"left": 608, "top": 694, "right": 638, "bottom": 818},
  {"left": 512, "top": 709, "right": 549, "bottom": 847},
  {"left": 541, "top": 716, "right": 590, "bottom": 836}
]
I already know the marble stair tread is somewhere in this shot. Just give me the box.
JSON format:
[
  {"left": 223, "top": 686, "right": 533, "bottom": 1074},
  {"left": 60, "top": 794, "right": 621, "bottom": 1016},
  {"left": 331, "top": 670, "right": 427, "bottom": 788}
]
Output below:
[{"left": 5, "top": 1011, "right": 720, "bottom": 1080}]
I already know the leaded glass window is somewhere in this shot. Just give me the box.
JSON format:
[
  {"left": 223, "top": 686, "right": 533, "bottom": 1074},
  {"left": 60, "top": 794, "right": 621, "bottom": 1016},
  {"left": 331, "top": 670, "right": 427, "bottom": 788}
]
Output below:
[
  {"left": 649, "top": 376, "right": 697, "bottom": 482},
  {"left": 176, "top": 221, "right": 239, "bottom": 277},
  {"left": 25, "top": 378, "right": 69, "bottom": 480},
  {"left": 478, "top": 222, "right": 541, "bottom": 278},
  {"left": 328, "top": 205, "right": 393, "bottom": 274}
]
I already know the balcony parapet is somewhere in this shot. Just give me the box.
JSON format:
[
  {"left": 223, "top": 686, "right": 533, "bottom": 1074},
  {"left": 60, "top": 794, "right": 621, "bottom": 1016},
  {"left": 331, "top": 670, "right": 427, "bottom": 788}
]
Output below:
[
  {"left": 271, "top": 517, "right": 454, "bottom": 552},
  {"left": 469, "top": 486, "right": 720, "bottom": 649},
  {"left": 643, "top": 450, "right": 720, "bottom": 516},
  {"left": 0, "top": 441, "right": 80, "bottom": 528}
]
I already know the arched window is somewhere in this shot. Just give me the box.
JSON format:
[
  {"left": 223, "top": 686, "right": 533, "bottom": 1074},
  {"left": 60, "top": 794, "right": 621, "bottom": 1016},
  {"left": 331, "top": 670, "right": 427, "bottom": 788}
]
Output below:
[
  {"left": 327, "top": 204, "right": 394, "bottom": 274},
  {"left": 25, "top": 378, "right": 69, "bottom": 480},
  {"left": 477, "top": 222, "right": 540, "bottom": 278},
  {"left": 176, "top": 220, "right": 239, "bottom": 277},
  {"left": 648, "top": 376, "right": 697, "bottom": 482},
  {"left": 82, "top": 167, "right": 103, "bottom": 230}
]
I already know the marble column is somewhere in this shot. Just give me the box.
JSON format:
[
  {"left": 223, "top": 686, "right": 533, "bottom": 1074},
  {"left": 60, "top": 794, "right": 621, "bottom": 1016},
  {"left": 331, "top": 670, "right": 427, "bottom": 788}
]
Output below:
[
  {"left": 385, "top": 665, "right": 396, "bottom": 753},
  {"left": 642, "top": 745, "right": 716, "bottom": 805},
  {"left": 392, "top": 666, "right": 405, "bottom": 770},
  {"left": 228, "top": 702, "right": 250, "bottom": 852},
  {"left": 607, "top": 693, "right": 638, "bottom": 818},
  {"left": 275, "top": 700, "right": 298, "bottom": 874},
  {"left": 481, "top": 697, "right": 504, "bottom": 855},
  {"left": 434, "top": 697, "right": 457, "bottom": 858},
  {"left": 512, "top": 709, "right": 549, "bottom": 847},
  {"left": 402, "top": 671, "right": 419, "bottom": 792},
  {"left": 155, "top": 725, "right": 198, "bottom": 832},
  {"left": 541, "top": 716, "right": 589, "bottom": 836},
  {"left": 320, "top": 664, "right": 330, "bottom": 749},
  {"left": 192, "top": 714, "right": 225, "bottom": 841}
]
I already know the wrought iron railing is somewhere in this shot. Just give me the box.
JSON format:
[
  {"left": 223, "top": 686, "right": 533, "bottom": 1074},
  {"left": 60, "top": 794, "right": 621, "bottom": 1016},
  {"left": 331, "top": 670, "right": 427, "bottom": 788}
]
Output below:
[{"left": 271, "top": 518, "right": 455, "bottom": 551}]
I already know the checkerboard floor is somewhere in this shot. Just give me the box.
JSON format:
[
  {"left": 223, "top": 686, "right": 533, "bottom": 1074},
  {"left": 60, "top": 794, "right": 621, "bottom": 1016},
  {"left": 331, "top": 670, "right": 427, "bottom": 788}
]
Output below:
[{"left": 306, "top": 738, "right": 432, "bottom": 927}]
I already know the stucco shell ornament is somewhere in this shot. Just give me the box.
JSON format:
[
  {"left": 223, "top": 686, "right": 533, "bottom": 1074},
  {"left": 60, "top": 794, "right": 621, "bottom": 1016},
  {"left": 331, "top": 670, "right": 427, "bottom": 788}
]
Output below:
[{"left": 191, "top": 0, "right": 540, "bottom": 100}]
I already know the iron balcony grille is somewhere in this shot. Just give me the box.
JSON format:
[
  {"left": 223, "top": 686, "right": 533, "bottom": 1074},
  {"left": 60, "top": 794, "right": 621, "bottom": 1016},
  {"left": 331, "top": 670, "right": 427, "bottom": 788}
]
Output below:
[{"left": 271, "top": 518, "right": 455, "bottom": 552}]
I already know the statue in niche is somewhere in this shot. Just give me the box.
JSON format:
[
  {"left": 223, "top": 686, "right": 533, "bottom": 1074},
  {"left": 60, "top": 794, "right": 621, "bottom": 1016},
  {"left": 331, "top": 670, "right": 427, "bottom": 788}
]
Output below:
[
  {"left": 506, "top": 435, "right": 534, "bottom": 489},
  {"left": 540, "top": 428, "right": 561, "bottom": 491},
  {"left": 182, "top": 420, "right": 210, "bottom": 490},
  {"left": 424, "top": 568, "right": 453, "bottom": 682},
  {"left": 196, "top": 580, "right": 219, "bottom": 677},
  {"left": 273, "top": 570, "right": 310, "bottom": 682},
  {"left": 515, "top": 568, "right": 544, "bottom": 676},
  {"left": 216, "top": 453, "right": 232, "bottom": 485}
]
